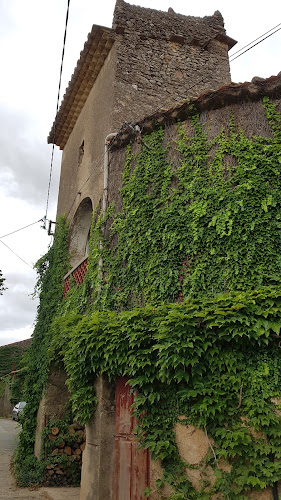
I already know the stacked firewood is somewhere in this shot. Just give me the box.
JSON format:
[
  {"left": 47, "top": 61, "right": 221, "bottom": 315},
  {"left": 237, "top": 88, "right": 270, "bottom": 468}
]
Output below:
[{"left": 43, "top": 422, "right": 86, "bottom": 486}]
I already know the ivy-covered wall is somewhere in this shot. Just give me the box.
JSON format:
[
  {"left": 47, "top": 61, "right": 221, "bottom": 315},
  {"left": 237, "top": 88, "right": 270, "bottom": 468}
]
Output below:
[
  {"left": 98, "top": 97, "right": 281, "bottom": 310},
  {"left": 56, "top": 96, "right": 281, "bottom": 499},
  {"left": 0, "top": 378, "right": 12, "bottom": 417},
  {"left": 15, "top": 95, "right": 281, "bottom": 500}
]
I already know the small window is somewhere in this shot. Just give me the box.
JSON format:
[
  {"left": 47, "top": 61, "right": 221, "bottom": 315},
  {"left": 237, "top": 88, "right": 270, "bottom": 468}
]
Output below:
[
  {"left": 69, "top": 197, "right": 93, "bottom": 267},
  {"left": 78, "top": 140, "right": 84, "bottom": 167}
]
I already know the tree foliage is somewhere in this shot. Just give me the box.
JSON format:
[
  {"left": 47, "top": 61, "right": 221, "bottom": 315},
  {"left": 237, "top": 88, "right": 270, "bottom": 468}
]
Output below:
[{"left": 0, "top": 269, "right": 6, "bottom": 295}]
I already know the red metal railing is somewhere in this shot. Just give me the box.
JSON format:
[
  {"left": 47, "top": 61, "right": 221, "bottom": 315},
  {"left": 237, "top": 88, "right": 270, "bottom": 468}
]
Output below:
[{"left": 63, "top": 257, "right": 89, "bottom": 297}]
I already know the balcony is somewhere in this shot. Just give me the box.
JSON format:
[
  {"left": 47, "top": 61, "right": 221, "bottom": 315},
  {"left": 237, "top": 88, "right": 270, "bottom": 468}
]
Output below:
[{"left": 63, "top": 257, "right": 89, "bottom": 297}]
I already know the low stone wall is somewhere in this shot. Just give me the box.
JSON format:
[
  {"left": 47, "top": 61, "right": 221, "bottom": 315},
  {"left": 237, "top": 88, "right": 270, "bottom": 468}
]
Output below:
[{"left": 80, "top": 376, "right": 116, "bottom": 500}]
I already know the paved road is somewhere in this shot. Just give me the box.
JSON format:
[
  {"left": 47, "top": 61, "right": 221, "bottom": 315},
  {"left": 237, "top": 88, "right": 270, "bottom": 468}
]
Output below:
[
  {"left": 0, "top": 419, "right": 80, "bottom": 500},
  {"left": 0, "top": 418, "right": 20, "bottom": 452}
]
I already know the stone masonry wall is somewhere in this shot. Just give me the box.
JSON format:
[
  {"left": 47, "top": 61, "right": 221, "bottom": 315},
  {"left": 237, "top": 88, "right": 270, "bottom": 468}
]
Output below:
[{"left": 112, "top": 0, "right": 233, "bottom": 125}]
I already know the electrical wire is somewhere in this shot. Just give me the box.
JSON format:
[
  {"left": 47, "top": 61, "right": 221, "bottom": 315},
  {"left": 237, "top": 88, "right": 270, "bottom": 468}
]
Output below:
[
  {"left": 45, "top": 0, "right": 71, "bottom": 224},
  {"left": 0, "top": 239, "right": 34, "bottom": 270},
  {"left": 229, "top": 22, "right": 281, "bottom": 58},
  {"left": 230, "top": 26, "right": 281, "bottom": 62},
  {"left": 0, "top": 219, "right": 43, "bottom": 239}
]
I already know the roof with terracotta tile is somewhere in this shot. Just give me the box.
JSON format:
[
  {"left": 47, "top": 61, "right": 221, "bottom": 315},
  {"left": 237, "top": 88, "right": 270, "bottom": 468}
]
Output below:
[
  {"left": 47, "top": 25, "right": 115, "bottom": 150},
  {"left": 1, "top": 338, "right": 32, "bottom": 349},
  {"left": 111, "top": 73, "right": 281, "bottom": 149},
  {"left": 47, "top": 4, "right": 236, "bottom": 151}
]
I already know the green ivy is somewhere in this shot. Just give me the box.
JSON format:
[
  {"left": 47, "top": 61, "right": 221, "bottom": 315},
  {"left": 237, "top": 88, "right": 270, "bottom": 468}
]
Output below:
[
  {"left": 53, "top": 288, "right": 281, "bottom": 498},
  {"left": 89, "top": 99, "right": 281, "bottom": 309},
  {"left": 14, "top": 215, "right": 69, "bottom": 486},
  {"left": 10, "top": 367, "right": 27, "bottom": 405},
  {"left": 0, "top": 379, "right": 6, "bottom": 398},
  {"left": 15, "top": 98, "right": 281, "bottom": 497}
]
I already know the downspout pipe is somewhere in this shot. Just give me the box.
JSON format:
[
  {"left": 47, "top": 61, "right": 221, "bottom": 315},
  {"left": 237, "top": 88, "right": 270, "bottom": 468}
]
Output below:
[
  {"left": 98, "top": 132, "right": 117, "bottom": 290},
  {"left": 102, "top": 133, "right": 117, "bottom": 216}
]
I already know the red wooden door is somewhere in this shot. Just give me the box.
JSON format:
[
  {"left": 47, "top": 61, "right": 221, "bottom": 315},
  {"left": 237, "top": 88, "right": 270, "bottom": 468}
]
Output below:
[{"left": 114, "top": 377, "right": 150, "bottom": 500}]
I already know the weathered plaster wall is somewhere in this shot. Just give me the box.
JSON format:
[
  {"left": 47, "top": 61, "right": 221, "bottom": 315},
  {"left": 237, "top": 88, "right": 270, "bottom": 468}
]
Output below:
[
  {"left": 56, "top": 45, "right": 117, "bottom": 221},
  {"left": 80, "top": 376, "right": 115, "bottom": 500},
  {"left": 148, "top": 419, "right": 281, "bottom": 499}
]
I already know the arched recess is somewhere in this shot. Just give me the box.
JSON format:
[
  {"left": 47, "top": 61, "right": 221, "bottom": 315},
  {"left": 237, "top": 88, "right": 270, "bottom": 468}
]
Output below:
[{"left": 69, "top": 197, "right": 93, "bottom": 267}]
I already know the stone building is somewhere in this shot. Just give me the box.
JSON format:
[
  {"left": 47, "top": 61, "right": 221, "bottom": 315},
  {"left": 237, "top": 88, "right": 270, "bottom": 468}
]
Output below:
[
  {"left": 43, "top": 1, "right": 281, "bottom": 498},
  {"left": 42, "top": 1, "right": 281, "bottom": 499}
]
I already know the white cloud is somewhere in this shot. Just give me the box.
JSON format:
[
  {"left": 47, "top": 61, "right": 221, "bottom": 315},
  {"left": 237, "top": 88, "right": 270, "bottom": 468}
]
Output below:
[{"left": 0, "top": 325, "right": 33, "bottom": 347}]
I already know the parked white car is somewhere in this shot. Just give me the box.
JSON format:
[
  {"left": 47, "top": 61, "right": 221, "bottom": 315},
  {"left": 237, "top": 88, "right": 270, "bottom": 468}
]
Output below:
[{"left": 12, "top": 401, "right": 26, "bottom": 421}]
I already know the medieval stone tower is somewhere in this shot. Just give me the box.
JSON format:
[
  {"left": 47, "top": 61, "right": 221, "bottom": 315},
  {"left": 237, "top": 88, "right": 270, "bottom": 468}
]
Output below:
[
  {"left": 44, "top": 2, "right": 237, "bottom": 497},
  {"left": 48, "top": 0, "right": 235, "bottom": 270}
]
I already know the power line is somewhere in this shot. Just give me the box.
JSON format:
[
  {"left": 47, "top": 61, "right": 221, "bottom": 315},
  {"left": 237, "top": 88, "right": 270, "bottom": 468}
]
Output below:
[
  {"left": 0, "top": 239, "right": 34, "bottom": 270},
  {"left": 230, "top": 26, "right": 281, "bottom": 62},
  {"left": 0, "top": 219, "right": 43, "bottom": 239},
  {"left": 45, "top": 0, "right": 71, "bottom": 225},
  {"left": 229, "top": 22, "right": 281, "bottom": 58}
]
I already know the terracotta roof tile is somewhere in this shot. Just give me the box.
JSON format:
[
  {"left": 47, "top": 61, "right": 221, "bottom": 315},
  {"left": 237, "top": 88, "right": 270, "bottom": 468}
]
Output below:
[
  {"left": 0, "top": 338, "right": 32, "bottom": 349},
  {"left": 48, "top": 25, "right": 115, "bottom": 149}
]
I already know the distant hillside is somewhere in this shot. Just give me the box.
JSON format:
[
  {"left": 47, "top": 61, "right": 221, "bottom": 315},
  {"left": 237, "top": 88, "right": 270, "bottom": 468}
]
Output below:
[{"left": 0, "top": 339, "right": 31, "bottom": 377}]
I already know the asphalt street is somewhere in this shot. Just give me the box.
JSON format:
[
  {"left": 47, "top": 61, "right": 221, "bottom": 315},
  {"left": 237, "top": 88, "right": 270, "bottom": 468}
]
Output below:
[{"left": 0, "top": 418, "right": 20, "bottom": 451}]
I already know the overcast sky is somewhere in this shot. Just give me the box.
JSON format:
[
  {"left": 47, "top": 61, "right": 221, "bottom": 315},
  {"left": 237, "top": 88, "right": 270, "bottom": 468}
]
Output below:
[{"left": 0, "top": 0, "right": 280, "bottom": 346}]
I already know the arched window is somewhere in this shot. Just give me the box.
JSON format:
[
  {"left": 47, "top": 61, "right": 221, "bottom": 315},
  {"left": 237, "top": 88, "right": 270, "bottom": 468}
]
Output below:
[{"left": 69, "top": 197, "right": 93, "bottom": 267}]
